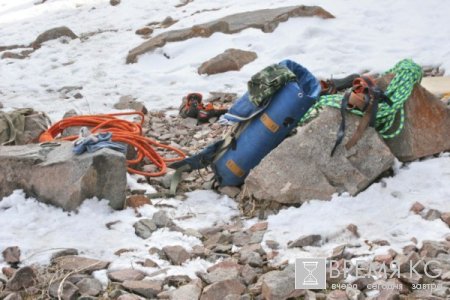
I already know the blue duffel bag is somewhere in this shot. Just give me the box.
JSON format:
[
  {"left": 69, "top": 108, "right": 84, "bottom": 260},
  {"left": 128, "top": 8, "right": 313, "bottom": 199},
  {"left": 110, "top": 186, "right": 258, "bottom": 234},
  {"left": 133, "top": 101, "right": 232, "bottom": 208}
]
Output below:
[{"left": 170, "top": 59, "right": 320, "bottom": 191}]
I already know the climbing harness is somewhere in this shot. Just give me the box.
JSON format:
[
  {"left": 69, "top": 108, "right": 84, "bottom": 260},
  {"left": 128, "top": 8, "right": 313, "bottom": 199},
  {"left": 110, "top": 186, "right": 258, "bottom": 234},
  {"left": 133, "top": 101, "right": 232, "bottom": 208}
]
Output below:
[
  {"left": 300, "top": 59, "right": 423, "bottom": 154},
  {"left": 39, "top": 111, "right": 186, "bottom": 177}
]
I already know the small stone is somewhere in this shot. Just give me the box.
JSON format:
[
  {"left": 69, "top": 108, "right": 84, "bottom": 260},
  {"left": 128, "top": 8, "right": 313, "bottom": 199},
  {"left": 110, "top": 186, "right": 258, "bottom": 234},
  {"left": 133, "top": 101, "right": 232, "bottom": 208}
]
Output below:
[
  {"left": 265, "top": 240, "right": 279, "bottom": 250},
  {"left": 424, "top": 209, "right": 442, "bottom": 221},
  {"left": 218, "top": 186, "right": 241, "bottom": 198},
  {"left": 66, "top": 274, "right": 90, "bottom": 285},
  {"left": 49, "top": 280, "right": 80, "bottom": 300},
  {"left": 126, "top": 195, "right": 151, "bottom": 208},
  {"left": 420, "top": 240, "right": 447, "bottom": 257},
  {"left": 397, "top": 252, "right": 424, "bottom": 274},
  {"left": 183, "top": 228, "right": 203, "bottom": 239},
  {"left": 205, "top": 232, "right": 232, "bottom": 249},
  {"left": 2, "top": 267, "right": 15, "bottom": 278},
  {"left": 240, "top": 251, "right": 263, "bottom": 267},
  {"left": 133, "top": 219, "right": 157, "bottom": 239},
  {"left": 32, "top": 26, "right": 78, "bottom": 49},
  {"left": 114, "top": 95, "right": 147, "bottom": 114},
  {"left": 329, "top": 245, "right": 346, "bottom": 260},
  {"left": 73, "top": 92, "right": 83, "bottom": 99},
  {"left": 374, "top": 253, "right": 394, "bottom": 265},
  {"left": 410, "top": 201, "right": 425, "bottom": 214},
  {"left": 287, "top": 234, "right": 322, "bottom": 248},
  {"left": 6, "top": 266, "right": 37, "bottom": 291},
  {"left": 347, "top": 224, "right": 360, "bottom": 237},
  {"left": 163, "top": 275, "right": 191, "bottom": 287},
  {"left": 163, "top": 245, "right": 190, "bottom": 265},
  {"left": 135, "top": 27, "right": 153, "bottom": 36},
  {"left": 3, "top": 293, "right": 22, "bottom": 300},
  {"left": 200, "top": 279, "right": 245, "bottom": 300},
  {"left": 327, "top": 290, "right": 349, "bottom": 300},
  {"left": 441, "top": 212, "right": 450, "bottom": 226},
  {"left": 122, "top": 280, "right": 163, "bottom": 299},
  {"left": 167, "top": 279, "right": 203, "bottom": 300},
  {"left": 50, "top": 248, "right": 79, "bottom": 263},
  {"left": 232, "top": 232, "right": 251, "bottom": 247},
  {"left": 249, "top": 222, "right": 268, "bottom": 232},
  {"left": 372, "top": 239, "right": 390, "bottom": 246},
  {"left": 260, "top": 265, "right": 302, "bottom": 300},
  {"left": 249, "top": 231, "right": 265, "bottom": 244},
  {"left": 143, "top": 258, "right": 159, "bottom": 268},
  {"left": 110, "top": 0, "right": 120, "bottom": 6},
  {"left": 160, "top": 16, "right": 178, "bottom": 28},
  {"left": 2, "top": 247, "right": 20, "bottom": 265},
  {"left": 402, "top": 244, "right": 418, "bottom": 255},
  {"left": 53, "top": 256, "right": 110, "bottom": 273},
  {"left": 241, "top": 264, "right": 258, "bottom": 285},
  {"left": 76, "top": 277, "right": 103, "bottom": 296},
  {"left": 152, "top": 210, "right": 174, "bottom": 228},
  {"left": 108, "top": 269, "right": 145, "bottom": 282}
]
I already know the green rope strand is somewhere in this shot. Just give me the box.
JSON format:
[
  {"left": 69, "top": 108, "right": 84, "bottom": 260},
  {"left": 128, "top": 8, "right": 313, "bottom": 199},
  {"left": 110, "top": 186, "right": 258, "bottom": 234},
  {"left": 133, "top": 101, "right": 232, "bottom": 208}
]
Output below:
[{"left": 299, "top": 59, "right": 423, "bottom": 139}]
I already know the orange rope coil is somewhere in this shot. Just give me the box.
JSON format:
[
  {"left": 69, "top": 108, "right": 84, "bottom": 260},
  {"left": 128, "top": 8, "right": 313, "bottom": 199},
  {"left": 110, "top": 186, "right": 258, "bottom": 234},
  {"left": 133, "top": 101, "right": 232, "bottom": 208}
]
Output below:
[{"left": 39, "top": 111, "right": 186, "bottom": 177}]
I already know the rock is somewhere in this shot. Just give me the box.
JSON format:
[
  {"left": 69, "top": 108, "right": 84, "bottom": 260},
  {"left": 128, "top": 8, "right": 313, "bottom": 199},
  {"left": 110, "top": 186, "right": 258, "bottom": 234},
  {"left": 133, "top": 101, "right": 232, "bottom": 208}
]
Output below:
[
  {"left": 239, "top": 250, "right": 263, "bottom": 267},
  {"left": 122, "top": 280, "right": 163, "bottom": 299},
  {"left": 53, "top": 256, "right": 110, "bottom": 273},
  {"left": 108, "top": 269, "right": 145, "bottom": 282},
  {"left": 288, "top": 234, "right": 322, "bottom": 248},
  {"left": 241, "top": 264, "right": 258, "bottom": 285},
  {"left": 143, "top": 258, "right": 159, "bottom": 268},
  {"left": 326, "top": 290, "right": 348, "bottom": 300},
  {"left": 133, "top": 219, "right": 157, "bottom": 239},
  {"left": 260, "top": 265, "right": 302, "bottom": 300},
  {"left": 160, "top": 16, "right": 178, "bottom": 28},
  {"left": 0, "top": 142, "right": 126, "bottom": 211},
  {"left": 218, "top": 186, "right": 241, "bottom": 198},
  {"left": 265, "top": 240, "right": 279, "bottom": 250},
  {"left": 126, "top": 5, "right": 334, "bottom": 63},
  {"left": 346, "top": 224, "right": 360, "bottom": 237},
  {"left": 32, "top": 26, "right": 78, "bottom": 49},
  {"left": 200, "top": 279, "right": 245, "bottom": 300},
  {"left": 2, "top": 247, "right": 20, "bottom": 265},
  {"left": 117, "top": 295, "right": 142, "bottom": 300},
  {"left": 0, "top": 102, "right": 3, "bottom": 109},
  {"left": 198, "top": 49, "right": 257, "bottom": 75},
  {"left": 110, "top": 0, "right": 120, "bottom": 6},
  {"left": 76, "top": 277, "right": 103, "bottom": 296},
  {"left": 152, "top": 210, "right": 174, "bottom": 228},
  {"left": 329, "top": 245, "right": 347, "bottom": 260},
  {"left": 374, "top": 253, "right": 394, "bottom": 265},
  {"left": 135, "top": 27, "right": 153, "bottom": 36},
  {"left": 424, "top": 209, "right": 442, "bottom": 221},
  {"left": 3, "top": 293, "right": 22, "bottom": 300},
  {"left": 2, "top": 267, "right": 15, "bottom": 278},
  {"left": 441, "top": 212, "right": 450, "bottom": 226},
  {"left": 49, "top": 280, "right": 80, "bottom": 300},
  {"left": 50, "top": 248, "right": 79, "bottom": 262},
  {"left": 204, "top": 261, "right": 242, "bottom": 283},
  {"left": 6, "top": 266, "right": 37, "bottom": 291},
  {"left": 232, "top": 232, "right": 251, "bottom": 247},
  {"left": 114, "top": 95, "right": 148, "bottom": 114},
  {"left": 66, "top": 274, "right": 90, "bottom": 285},
  {"left": 383, "top": 83, "right": 450, "bottom": 161},
  {"left": 249, "top": 222, "right": 268, "bottom": 232},
  {"left": 1, "top": 51, "right": 30, "bottom": 60},
  {"left": 162, "top": 245, "right": 190, "bottom": 265},
  {"left": 245, "top": 108, "right": 395, "bottom": 204},
  {"left": 351, "top": 277, "right": 375, "bottom": 290},
  {"left": 420, "top": 241, "right": 447, "bottom": 257},
  {"left": 165, "top": 278, "right": 203, "bottom": 300},
  {"left": 163, "top": 275, "right": 191, "bottom": 287},
  {"left": 126, "top": 195, "right": 151, "bottom": 208},
  {"left": 205, "top": 232, "right": 232, "bottom": 249},
  {"left": 410, "top": 201, "right": 425, "bottom": 214},
  {"left": 346, "top": 287, "right": 364, "bottom": 300},
  {"left": 397, "top": 252, "right": 424, "bottom": 273}
]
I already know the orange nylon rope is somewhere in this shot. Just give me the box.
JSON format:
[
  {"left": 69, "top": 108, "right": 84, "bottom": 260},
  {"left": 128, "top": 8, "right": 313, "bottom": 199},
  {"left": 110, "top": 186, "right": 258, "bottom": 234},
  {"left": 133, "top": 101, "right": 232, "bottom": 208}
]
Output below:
[{"left": 39, "top": 112, "right": 186, "bottom": 177}]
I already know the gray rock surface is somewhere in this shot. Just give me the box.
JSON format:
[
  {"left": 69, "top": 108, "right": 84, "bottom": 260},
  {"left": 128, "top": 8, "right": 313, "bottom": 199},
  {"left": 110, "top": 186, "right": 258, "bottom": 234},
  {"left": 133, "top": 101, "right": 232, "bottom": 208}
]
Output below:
[
  {"left": 0, "top": 142, "right": 126, "bottom": 210},
  {"left": 245, "top": 107, "right": 395, "bottom": 204},
  {"left": 126, "top": 5, "right": 334, "bottom": 63},
  {"left": 32, "top": 26, "right": 78, "bottom": 49},
  {"left": 198, "top": 49, "right": 257, "bottom": 75}
]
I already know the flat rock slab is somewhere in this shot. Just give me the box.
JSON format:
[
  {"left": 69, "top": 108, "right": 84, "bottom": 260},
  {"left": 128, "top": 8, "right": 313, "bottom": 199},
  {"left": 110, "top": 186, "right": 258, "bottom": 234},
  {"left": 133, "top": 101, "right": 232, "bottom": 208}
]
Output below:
[
  {"left": 198, "top": 48, "right": 257, "bottom": 75},
  {"left": 0, "top": 142, "right": 126, "bottom": 211},
  {"left": 126, "top": 5, "right": 334, "bottom": 63},
  {"left": 53, "top": 256, "right": 110, "bottom": 273},
  {"left": 245, "top": 107, "right": 395, "bottom": 204}
]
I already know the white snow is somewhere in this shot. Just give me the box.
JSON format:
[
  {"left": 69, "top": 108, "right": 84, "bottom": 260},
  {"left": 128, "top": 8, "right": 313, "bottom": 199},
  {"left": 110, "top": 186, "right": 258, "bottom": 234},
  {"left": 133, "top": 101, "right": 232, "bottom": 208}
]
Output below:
[{"left": 1, "top": 0, "right": 450, "bottom": 283}]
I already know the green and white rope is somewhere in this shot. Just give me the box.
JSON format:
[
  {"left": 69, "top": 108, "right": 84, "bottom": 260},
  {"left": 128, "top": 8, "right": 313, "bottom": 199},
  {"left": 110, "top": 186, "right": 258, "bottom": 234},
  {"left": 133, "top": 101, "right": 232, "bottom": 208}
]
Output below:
[{"left": 300, "top": 59, "right": 423, "bottom": 139}]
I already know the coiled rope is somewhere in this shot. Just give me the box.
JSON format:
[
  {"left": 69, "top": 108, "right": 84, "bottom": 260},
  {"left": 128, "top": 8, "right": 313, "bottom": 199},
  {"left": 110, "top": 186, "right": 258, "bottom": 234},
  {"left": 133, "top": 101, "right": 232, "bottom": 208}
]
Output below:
[
  {"left": 39, "top": 111, "right": 186, "bottom": 177},
  {"left": 300, "top": 59, "right": 423, "bottom": 139}
]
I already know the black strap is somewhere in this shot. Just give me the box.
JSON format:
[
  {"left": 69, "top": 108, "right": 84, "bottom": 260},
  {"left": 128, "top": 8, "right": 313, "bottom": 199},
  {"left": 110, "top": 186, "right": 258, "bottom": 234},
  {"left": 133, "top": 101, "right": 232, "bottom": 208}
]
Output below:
[{"left": 331, "top": 90, "right": 351, "bottom": 156}]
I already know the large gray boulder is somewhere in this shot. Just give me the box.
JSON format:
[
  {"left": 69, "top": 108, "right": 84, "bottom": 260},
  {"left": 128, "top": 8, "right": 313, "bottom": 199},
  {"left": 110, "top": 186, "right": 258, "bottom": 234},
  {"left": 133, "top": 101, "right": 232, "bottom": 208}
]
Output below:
[
  {"left": 244, "top": 107, "right": 395, "bottom": 204},
  {"left": 0, "top": 142, "right": 126, "bottom": 210},
  {"left": 126, "top": 5, "right": 334, "bottom": 63}
]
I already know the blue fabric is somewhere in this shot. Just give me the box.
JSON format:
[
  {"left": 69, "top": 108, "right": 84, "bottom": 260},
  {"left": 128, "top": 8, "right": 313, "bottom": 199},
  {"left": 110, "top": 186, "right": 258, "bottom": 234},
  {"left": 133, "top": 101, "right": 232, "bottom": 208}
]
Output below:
[
  {"left": 214, "top": 60, "right": 321, "bottom": 186},
  {"left": 73, "top": 132, "right": 127, "bottom": 155},
  {"left": 224, "top": 59, "right": 321, "bottom": 123}
]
